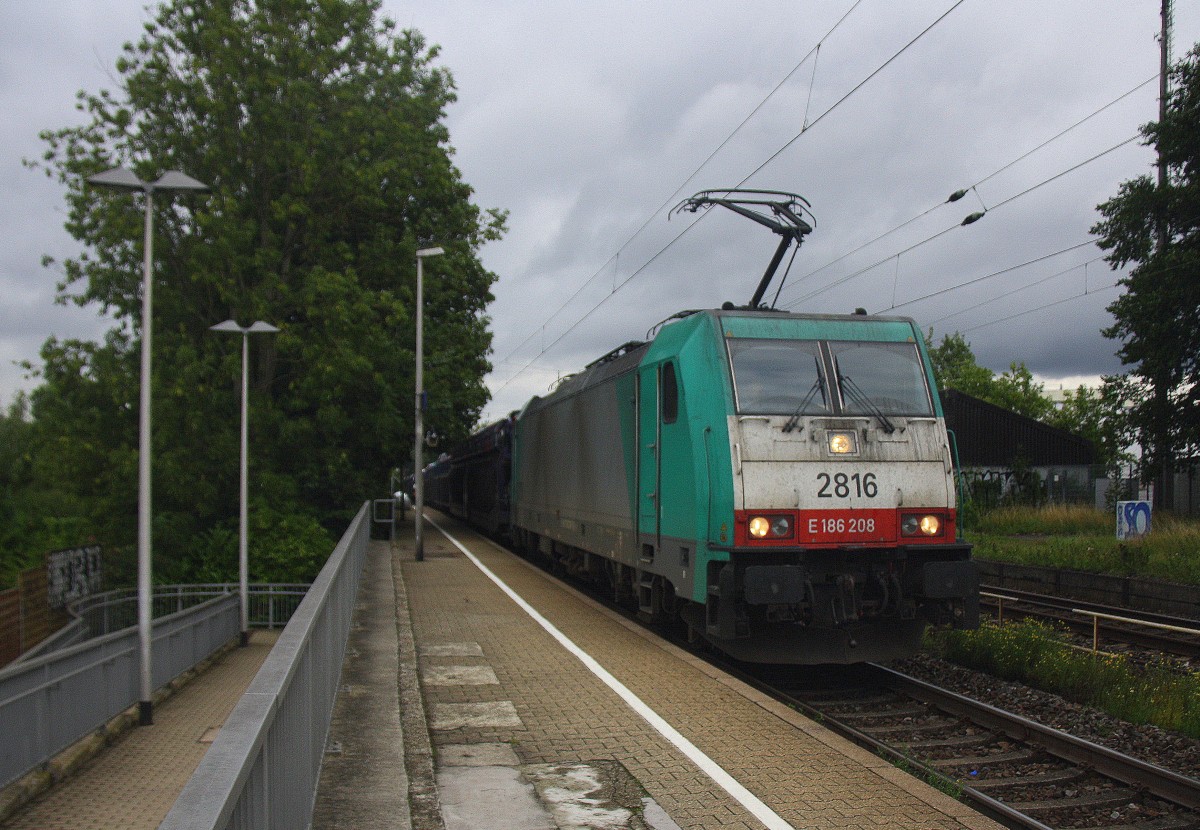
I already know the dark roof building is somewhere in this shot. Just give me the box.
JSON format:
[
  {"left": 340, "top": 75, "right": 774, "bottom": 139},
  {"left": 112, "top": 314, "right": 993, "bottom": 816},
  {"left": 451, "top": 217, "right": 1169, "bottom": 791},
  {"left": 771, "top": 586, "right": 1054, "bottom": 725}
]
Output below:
[{"left": 941, "top": 389, "right": 1095, "bottom": 467}]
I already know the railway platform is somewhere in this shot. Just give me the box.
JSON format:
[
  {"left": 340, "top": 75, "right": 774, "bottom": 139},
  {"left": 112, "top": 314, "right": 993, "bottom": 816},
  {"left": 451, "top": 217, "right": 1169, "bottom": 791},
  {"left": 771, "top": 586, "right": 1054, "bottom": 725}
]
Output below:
[
  {"left": 315, "top": 512, "right": 1006, "bottom": 830},
  {"left": 2, "top": 512, "right": 1008, "bottom": 830}
]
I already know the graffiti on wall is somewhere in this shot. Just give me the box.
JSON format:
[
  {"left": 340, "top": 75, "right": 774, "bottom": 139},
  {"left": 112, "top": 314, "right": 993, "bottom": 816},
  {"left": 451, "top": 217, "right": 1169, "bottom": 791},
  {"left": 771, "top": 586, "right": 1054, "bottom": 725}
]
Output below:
[{"left": 46, "top": 545, "right": 103, "bottom": 609}]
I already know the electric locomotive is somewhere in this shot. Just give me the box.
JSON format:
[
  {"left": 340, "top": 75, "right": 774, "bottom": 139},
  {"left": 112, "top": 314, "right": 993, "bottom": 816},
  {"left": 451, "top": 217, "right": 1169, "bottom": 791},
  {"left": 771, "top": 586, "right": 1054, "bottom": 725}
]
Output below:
[{"left": 425, "top": 190, "right": 978, "bottom": 664}]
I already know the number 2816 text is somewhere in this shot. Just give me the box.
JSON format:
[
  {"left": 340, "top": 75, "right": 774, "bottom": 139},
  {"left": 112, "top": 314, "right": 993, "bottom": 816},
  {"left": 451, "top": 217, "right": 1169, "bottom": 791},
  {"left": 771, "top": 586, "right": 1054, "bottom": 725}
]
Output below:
[{"left": 816, "top": 472, "right": 878, "bottom": 499}]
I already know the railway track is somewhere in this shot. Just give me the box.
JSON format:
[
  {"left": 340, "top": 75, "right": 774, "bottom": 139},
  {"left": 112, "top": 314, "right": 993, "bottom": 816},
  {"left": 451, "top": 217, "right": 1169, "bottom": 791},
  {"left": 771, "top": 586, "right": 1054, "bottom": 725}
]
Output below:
[
  {"left": 979, "top": 586, "right": 1200, "bottom": 661},
  {"left": 498, "top": 532, "right": 1200, "bottom": 829},
  {"left": 752, "top": 662, "right": 1200, "bottom": 830}
]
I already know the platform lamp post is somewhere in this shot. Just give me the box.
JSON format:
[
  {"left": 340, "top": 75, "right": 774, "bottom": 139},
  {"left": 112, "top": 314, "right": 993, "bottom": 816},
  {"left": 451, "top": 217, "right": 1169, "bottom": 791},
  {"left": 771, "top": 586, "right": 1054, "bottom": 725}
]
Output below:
[
  {"left": 413, "top": 245, "right": 444, "bottom": 562},
  {"left": 86, "top": 167, "right": 209, "bottom": 726},
  {"left": 210, "top": 320, "right": 279, "bottom": 647}
]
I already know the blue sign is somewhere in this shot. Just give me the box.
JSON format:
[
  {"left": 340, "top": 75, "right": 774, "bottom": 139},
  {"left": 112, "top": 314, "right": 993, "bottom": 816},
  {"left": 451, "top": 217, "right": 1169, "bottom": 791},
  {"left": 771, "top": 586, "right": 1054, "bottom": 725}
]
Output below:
[{"left": 1116, "top": 500, "right": 1151, "bottom": 540}]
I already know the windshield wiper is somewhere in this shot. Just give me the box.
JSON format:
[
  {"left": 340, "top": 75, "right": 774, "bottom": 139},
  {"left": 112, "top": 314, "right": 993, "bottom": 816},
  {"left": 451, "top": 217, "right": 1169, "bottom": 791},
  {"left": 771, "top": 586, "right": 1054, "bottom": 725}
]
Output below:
[
  {"left": 838, "top": 373, "right": 896, "bottom": 434},
  {"left": 782, "top": 376, "right": 825, "bottom": 433}
]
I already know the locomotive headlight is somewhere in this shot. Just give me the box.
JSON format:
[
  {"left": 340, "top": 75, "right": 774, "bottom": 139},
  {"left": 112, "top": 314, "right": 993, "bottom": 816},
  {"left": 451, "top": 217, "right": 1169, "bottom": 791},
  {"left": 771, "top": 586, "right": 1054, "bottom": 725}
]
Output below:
[
  {"left": 828, "top": 431, "right": 857, "bottom": 455},
  {"left": 748, "top": 516, "right": 772, "bottom": 538},
  {"left": 747, "top": 515, "right": 793, "bottom": 539},
  {"left": 901, "top": 513, "right": 944, "bottom": 537}
]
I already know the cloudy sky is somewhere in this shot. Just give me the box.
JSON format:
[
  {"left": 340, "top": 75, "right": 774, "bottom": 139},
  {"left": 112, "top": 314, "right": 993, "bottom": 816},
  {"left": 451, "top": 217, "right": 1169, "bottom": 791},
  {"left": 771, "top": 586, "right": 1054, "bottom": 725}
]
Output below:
[{"left": 3, "top": 2, "right": 1198, "bottom": 423}]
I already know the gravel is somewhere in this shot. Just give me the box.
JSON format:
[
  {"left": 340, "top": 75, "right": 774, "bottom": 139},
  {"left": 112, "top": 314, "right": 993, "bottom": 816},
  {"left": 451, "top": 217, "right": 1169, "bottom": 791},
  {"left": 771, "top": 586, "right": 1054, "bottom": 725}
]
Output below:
[{"left": 890, "top": 652, "right": 1200, "bottom": 782}]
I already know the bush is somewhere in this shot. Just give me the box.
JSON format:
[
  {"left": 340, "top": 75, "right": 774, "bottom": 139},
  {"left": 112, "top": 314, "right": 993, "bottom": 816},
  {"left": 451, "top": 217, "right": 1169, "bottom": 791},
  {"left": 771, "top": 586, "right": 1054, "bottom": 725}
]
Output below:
[
  {"left": 188, "top": 505, "right": 332, "bottom": 585},
  {"left": 248, "top": 504, "right": 333, "bottom": 583}
]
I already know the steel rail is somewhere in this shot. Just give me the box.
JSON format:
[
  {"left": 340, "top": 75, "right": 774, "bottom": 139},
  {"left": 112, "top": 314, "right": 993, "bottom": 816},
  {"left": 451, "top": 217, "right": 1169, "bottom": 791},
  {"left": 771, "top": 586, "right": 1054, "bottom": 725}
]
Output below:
[
  {"left": 872, "top": 664, "right": 1200, "bottom": 812},
  {"left": 708, "top": 659, "right": 1056, "bottom": 830},
  {"left": 774, "top": 680, "right": 1056, "bottom": 830}
]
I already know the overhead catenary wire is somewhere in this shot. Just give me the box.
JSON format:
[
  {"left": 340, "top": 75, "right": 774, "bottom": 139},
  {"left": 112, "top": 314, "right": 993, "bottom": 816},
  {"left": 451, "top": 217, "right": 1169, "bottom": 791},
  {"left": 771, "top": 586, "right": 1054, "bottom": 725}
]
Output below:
[
  {"left": 490, "top": 1, "right": 967, "bottom": 394},
  {"left": 958, "top": 282, "right": 1121, "bottom": 335},
  {"left": 780, "top": 133, "right": 1141, "bottom": 312},
  {"left": 768, "top": 75, "right": 1156, "bottom": 306},
  {"left": 660, "top": 0, "right": 865, "bottom": 214},
  {"left": 736, "top": 0, "right": 968, "bottom": 186},
  {"left": 489, "top": 215, "right": 707, "bottom": 399},
  {"left": 976, "top": 134, "right": 1142, "bottom": 217},
  {"left": 925, "top": 253, "right": 1109, "bottom": 328},
  {"left": 488, "top": 0, "right": 865, "bottom": 379},
  {"left": 974, "top": 76, "right": 1155, "bottom": 192},
  {"left": 946, "top": 253, "right": 1200, "bottom": 339},
  {"left": 490, "top": 3, "right": 1152, "bottom": 404},
  {"left": 887, "top": 240, "right": 1096, "bottom": 314}
]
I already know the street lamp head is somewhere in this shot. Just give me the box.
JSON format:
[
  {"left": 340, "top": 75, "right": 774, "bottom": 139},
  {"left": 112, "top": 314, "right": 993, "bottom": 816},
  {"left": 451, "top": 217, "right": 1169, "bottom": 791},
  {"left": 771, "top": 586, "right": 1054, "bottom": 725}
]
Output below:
[
  {"left": 153, "top": 171, "right": 209, "bottom": 192},
  {"left": 416, "top": 246, "right": 445, "bottom": 258},
  {"left": 87, "top": 167, "right": 146, "bottom": 191},
  {"left": 86, "top": 166, "right": 209, "bottom": 193},
  {"left": 211, "top": 319, "right": 280, "bottom": 335},
  {"left": 210, "top": 319, "right": 244, "bottom": 333}
]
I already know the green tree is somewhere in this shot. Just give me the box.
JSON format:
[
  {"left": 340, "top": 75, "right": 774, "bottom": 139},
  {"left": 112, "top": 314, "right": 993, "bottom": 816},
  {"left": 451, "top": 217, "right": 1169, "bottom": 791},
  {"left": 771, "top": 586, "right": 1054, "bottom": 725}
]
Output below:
[
  {"left": 1048, "top": 380, "right": 1134, "bottom": 471},
  {"left": 991, "top": 363, "right": 1054, "bottom": 422},
  {"left": 24, "top": 0, "right": 504, "bottom": 582},
  {"left": 1093, "top": 43, "right": 1200, "bottom": 504},
  {"left": 0, "top": 394, "right": 36, "bottom": 587},
  {"left": 927, "top": 330, "right": 997, "bottom": 399},
  {"left": 927, "top": 331, "right": 1056, "bottom": 419}
]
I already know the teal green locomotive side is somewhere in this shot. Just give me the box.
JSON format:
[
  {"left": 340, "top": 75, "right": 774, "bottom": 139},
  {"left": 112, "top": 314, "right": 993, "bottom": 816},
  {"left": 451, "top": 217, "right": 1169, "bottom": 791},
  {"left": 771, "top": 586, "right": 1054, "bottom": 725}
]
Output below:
[{"left": 509, "top": 308, "right": 977, "bottom": 664}]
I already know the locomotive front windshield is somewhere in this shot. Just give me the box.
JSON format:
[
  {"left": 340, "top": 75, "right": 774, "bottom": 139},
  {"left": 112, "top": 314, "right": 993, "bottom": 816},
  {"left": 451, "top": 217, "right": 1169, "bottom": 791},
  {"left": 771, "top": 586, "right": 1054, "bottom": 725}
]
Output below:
[
  {"left": 728, "top": 338, "right": 934, "bottom": 417},
  {"left": 727, "top": 339, "right": 829, "bottom": 416}
]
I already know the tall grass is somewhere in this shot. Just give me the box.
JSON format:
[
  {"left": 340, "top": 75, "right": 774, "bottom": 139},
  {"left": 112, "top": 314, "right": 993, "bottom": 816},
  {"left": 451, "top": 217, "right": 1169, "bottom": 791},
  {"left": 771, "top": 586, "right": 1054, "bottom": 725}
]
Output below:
[
  {"left": 968, "top": 504, "right": 1200, "bottom": 586},
  {"left": 928, "top": 620, "right": 1200, "bottom": 739},
  {"left": 974, "top": 504, "right": 1112, "bottom": 536}
]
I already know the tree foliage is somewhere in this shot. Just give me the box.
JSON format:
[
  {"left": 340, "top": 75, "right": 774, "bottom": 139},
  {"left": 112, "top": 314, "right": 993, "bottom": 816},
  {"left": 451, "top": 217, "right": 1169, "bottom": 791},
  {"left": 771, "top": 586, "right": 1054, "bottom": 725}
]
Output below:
[
  {"left": 927, "top": 331, "right": 1050, "bottom": 420},
  {"left": 13, "top": 0, "right": 505, "bottom": 585},
  {"left": 926, "top": 330, "right": 1127, "bottom": 468},
  {"left": 1044, "top": 381, "right": 1134, "bottom": 473},
  {"left": 1093, "top": 43, "right": 1200, "bottom": 487},
  {"left": 926, "top": 331, "right": 995, "bottom": 399}
]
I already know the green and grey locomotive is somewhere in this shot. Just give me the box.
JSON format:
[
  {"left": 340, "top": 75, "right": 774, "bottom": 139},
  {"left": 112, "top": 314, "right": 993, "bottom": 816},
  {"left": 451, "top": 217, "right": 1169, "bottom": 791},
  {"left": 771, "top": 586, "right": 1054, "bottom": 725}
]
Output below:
[{"left": 425, "top": 191, "right": 978, "bottom": 664}]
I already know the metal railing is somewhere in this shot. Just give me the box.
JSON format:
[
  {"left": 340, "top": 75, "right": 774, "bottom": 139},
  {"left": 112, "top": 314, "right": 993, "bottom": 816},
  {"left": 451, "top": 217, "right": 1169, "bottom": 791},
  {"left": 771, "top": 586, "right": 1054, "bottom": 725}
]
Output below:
[
  {"left": 0, "top": 593, "right": 240, "bottom": 790},
  {"left": 981, "top": 590, "right": 1018, "bottom": 623},
  {"left": 980, "top": 590, "right": 1200, "bottom": 654},
  {"left": 1074, "top": 608, "right": 1200, "bottom": 653},
  {"left": 19, "top": 584, "right": 308, "bottom": 663},
  {"left": 159, "top": 502, "right": 371, "bottom": 830}
]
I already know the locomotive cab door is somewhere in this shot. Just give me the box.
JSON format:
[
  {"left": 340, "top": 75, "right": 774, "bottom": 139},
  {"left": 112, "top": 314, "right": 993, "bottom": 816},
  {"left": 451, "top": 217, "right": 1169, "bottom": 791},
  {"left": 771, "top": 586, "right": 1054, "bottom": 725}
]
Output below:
[{"left": 636, "top": 364, "right": 661, "bottom": 557}]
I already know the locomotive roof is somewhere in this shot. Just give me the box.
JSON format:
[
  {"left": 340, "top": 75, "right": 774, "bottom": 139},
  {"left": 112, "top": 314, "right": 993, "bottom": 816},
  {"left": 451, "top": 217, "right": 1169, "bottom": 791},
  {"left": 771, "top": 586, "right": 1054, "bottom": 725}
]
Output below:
[
  {"left": 710, "top": 307, "right": 921, "bottom": 326},
  {"left": 678, "top": 308, "right": 925, "bottom": 344},
  {"left": 515, "top": 307, "right": 928, "bottom": 420}
]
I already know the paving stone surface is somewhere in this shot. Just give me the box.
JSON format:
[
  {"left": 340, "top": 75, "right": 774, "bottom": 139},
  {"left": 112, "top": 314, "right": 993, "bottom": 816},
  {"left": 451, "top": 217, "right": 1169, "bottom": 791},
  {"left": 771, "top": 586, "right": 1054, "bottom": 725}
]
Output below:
[
  {"left": 403, "top": 514, "right": 1004, "bottom": 830},
  {"left": 1, "top": 631, "right": 277, "bottom": 830}
]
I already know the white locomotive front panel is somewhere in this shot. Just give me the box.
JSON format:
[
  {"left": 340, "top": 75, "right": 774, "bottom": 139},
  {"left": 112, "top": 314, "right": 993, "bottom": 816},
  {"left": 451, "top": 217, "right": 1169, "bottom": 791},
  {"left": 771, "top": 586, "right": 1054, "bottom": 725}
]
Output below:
[{"left": 733, "top": 415, "right": 958, "bottom": 547}]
